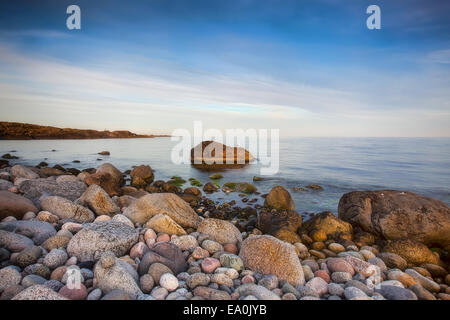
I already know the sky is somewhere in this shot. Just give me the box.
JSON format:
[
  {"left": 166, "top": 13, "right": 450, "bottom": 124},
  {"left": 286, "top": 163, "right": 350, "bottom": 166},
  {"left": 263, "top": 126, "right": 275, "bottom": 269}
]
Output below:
[{"left": 0, "top": 0, "right": 449, "bottom": 137}]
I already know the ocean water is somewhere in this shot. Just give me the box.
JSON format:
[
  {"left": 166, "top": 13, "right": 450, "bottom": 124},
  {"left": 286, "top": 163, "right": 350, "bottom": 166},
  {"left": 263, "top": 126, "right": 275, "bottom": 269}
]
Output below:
[{"left": 1, "top": 137, "right": 449, "bottom": 214}]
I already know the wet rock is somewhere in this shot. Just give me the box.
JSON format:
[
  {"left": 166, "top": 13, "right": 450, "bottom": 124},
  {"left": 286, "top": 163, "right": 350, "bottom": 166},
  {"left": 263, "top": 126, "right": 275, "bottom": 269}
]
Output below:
[
  {"left": 11, "top": 165, "right": 39, "bottom": 180},
  {"left": 301, "top": 211, "right": 353, "bottom": 241},
  {"left": 130, "top": 165, "right": 154, "bottom": 188},
  {"left": 264, "top": 186, "right": 295, "bottom": 211},
  {"left": 338, "top": 190, "right": 450, "bottom": 249}
]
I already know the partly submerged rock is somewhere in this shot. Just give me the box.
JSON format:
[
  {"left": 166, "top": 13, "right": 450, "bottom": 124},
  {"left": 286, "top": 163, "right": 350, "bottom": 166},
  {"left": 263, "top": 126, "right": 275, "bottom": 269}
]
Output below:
[{"left": 338, "top": 190, "right": 450, "bottom": 249}]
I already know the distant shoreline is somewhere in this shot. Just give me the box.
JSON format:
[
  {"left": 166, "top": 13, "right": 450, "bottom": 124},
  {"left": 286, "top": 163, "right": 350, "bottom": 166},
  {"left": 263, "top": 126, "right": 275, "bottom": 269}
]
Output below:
[{"left": 0, "top": 122, "right": 171, "bottom": 140}]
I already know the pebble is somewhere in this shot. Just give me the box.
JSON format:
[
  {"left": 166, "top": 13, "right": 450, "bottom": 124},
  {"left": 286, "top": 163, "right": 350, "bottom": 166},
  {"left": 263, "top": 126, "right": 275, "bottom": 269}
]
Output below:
[
  {"left": 210, "top": 273, "right": 233, "bottom": 287},
  {"left": 314, "top": 270, "right": 330, "bottom": 283},
  {"left": 344, "top": 286, "right": 368, "bottom": 299},
  {"left": 159, "top": 273, "right": 179, "bottom": 292},
  {"left": 21, "top": 274, "right": 47, "bottom": 287},
  {"left": 0, "top": 266, "right": 22, "bottom": 291},
  {"left": 59, "top": 284, "right": 88, "bottom": 300},
  {"left": 405, "top": 269, "right": 440, "bottom": 293},
  {"left": 140, "top": 274, "right": 155, "bottom": 293},
  {"left": 302, "top": 265, "right": 314, "bottom": 281},
  {"left": 223, "top": 243, "right": 238, "bottom": 254},
  {"left": 241, "top": 275, "right": 255, "bottom": 284},
  {"left": 44, "top": 279, "right": 64, "bottom": 292},
  {"left": 43, "top": 249, "right": 68, "bottom": 269},
  {"left": 331, "top": 272, "right": 353, "bottom": 283},
  {"left": 328, "top": 283, "right": 344, "bottom": 296},
  {"left": 148, "top": 263, "right": 173, "bottom": 284},
  {"left": 219, "top": 254, "right": 244, "bottom": 271},
  {"left": 87, "top": 288, "right": 102, "bottom": 300},
  {"left": 327, "top": 258, "right": 355, "bottom": 275},
  {"left": 201, "top": 240, "right": 223, "bottom": 254},
  {"left": 187, "top": 273, "right": 210, "bottom": 289},
  {"left": 258, "top": 275, "right": 279, "bottom": 290},
  {"left": 305, "top": 277, "right": 328, "bottom": 296},
  {"left": 409, "top": 284, "right": 436, "bottom": 300},
  {"left": 151, "top": 286, "right": 169, "bottom": 300},
  {"left": 376, "top": 285, "right": 418, "bottom": 300},
  {"left": 201, "top": 257, "right": 221, "bottom": 273}
]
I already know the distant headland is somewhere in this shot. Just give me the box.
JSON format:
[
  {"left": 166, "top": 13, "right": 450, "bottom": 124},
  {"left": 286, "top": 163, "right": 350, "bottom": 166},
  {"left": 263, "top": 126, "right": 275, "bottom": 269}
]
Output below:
[{"left": 0, "top": 122, "right": 170, "bottom": 140}]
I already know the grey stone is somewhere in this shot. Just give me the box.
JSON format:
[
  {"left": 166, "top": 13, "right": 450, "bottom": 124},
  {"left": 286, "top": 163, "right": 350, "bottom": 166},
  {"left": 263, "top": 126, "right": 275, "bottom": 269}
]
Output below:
[{"left": 67, "top": 221, "right": 138, "bottom": 262}]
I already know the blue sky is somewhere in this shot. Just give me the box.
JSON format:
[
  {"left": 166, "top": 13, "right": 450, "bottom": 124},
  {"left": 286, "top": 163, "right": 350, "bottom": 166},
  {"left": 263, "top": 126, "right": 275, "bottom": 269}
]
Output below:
[{"left": 0, "top": 0, "right": 449, "bottom": 136}]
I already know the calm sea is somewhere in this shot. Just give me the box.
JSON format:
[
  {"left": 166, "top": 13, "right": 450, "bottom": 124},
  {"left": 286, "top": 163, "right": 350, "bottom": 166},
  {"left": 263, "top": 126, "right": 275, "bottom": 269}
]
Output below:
[{"left": 1, "top": 137, "right": 449, "bottom": 214}]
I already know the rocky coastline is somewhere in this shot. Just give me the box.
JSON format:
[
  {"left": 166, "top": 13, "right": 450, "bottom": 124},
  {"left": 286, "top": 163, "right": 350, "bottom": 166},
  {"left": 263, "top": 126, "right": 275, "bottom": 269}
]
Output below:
[
  {"left": 0, "top": 122, "right": 170, "bottom": 140},
  {"left": 0, "top": 158, "right": 449, "bottom": 301}
]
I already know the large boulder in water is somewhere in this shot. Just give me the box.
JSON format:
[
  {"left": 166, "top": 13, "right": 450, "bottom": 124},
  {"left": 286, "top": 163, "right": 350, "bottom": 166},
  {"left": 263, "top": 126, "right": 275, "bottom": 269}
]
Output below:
[
  {"left": 190, "top": 141, "right": 254, "bottom": 168},
  {"left": 124, "top": 193, "right": 202, "bottom": 228},
  {"left": 83, "top": 163, "right": 124, "bottom": 197},
  {"left": 0, "top": 191, "right": 38, "bottom": 220},
  {"left": 130, "top": 165, "right": 154, "bottom": 188},
  {"left": 239, "top": 235, "right": 305, "bottom": 286},
  {"left": 264, "top": 186, "right": 295, "bottom": 211},
  {"left": 338, "top": 190, "right": 450, "bottom": 249},
  {"left": 67, "top": 221, "right": 139, "bottom": 262}
]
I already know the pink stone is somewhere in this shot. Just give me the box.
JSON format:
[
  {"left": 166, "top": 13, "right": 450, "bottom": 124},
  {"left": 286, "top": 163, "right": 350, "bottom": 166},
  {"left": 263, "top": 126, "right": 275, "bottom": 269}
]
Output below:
[
  {"left": 156, "top": 233, "right": 170, "bottom": 242},
  {"left": 305, "top": 277, "right": 328, "bottom": 296},
  {"left": 223, "top": 243, "right": 238, "bottom": 254},
  {"left": 326, "top": 258, "right": 355, "bottom": 275},
  {"left": 314, "top": 270, "right": 330, "bottom": 283},
  {"left": 144, "top": 229, "right": 157, "bottom": 241},
  {"left": 146, "top": 238, "right": 155, "bottom": 247},
  {"left": 344, "top": 255, "right": 377, "bottom": 277},
  {"left": 171, "top": 235, "right": 178, "bottom": 241},
  {"left": 65, "top": 256, "right": 77, "bottom": 266},
  {"left": 241, "top": 275, "right": 255, "bottom": 284},
  {"left": 130, "top": 242, "right": 149, "bottom": 259},
  {"left": 192, "top": 247, "right": 210, "bottom": 260},
  {"left": 201, "top": 257, "right": 221, "bottom": 273},
  {"left": 58, "top": 284, "right": 88, "bottom": 300},
  {"left": 231, "top": 292, "right": 240, "bottom": 300}
]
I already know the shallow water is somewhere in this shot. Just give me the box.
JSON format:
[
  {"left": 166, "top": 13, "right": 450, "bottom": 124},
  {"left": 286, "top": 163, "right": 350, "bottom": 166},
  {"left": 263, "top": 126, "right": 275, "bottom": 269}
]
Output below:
[{"left": 1, "top": 137, "right": 449, "bottom": 214}]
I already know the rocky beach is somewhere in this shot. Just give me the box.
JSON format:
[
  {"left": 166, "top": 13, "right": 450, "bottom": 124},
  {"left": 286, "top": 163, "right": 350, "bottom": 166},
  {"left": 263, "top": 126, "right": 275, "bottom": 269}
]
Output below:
[{"left": 0, "top": 147, "right": 450, "bottom": 301}]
